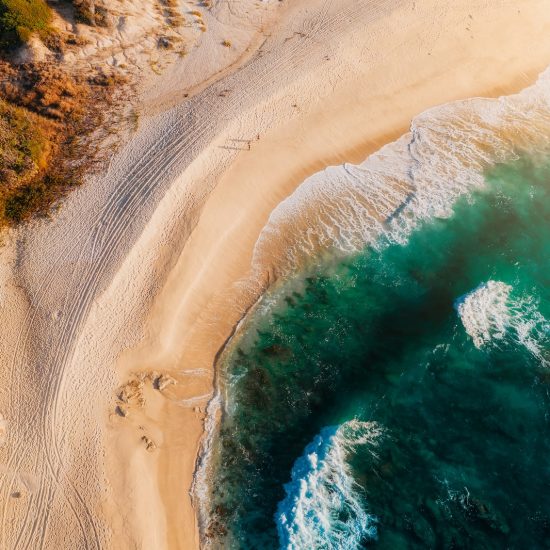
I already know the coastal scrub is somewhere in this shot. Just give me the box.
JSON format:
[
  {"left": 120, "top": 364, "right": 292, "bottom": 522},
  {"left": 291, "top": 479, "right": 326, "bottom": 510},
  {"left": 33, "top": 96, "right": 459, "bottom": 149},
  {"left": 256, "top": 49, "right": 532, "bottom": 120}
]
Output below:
[{"left": 0, "top": 0, "right": 52, "bottom": 49}]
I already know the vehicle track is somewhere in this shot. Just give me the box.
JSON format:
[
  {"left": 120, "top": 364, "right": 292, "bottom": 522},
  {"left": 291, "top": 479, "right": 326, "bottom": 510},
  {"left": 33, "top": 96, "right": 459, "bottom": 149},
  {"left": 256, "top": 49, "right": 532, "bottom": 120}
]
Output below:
[{"left": 0, "top": 1, "right": 404, "bottom": 547}]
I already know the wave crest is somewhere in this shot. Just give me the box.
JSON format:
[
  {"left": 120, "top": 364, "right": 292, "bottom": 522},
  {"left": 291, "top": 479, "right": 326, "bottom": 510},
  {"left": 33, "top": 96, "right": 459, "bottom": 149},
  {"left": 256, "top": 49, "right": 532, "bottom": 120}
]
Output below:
[
  {"left": 252, "top": 68, "right": 550, "bottom": 277},
  {"left": 276, "top": 420, "right": 383, "bottom": 550},
  {"left": 456, "top": 280, "right": 549, "bottom": 365}
]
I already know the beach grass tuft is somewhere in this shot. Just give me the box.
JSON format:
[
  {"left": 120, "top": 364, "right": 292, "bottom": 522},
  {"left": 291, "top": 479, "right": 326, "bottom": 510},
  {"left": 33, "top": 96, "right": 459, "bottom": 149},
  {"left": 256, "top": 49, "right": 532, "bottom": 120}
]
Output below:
[{"left": 0, "top": 0, "right": 52, "bottom": 49}]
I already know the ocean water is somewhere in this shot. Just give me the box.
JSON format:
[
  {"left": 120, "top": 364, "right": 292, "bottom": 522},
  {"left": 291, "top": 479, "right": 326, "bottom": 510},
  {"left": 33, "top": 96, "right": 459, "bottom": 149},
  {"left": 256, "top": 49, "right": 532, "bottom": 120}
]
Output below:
[{"left": 204, "top": 154, "right": 550, "bottom": 549}]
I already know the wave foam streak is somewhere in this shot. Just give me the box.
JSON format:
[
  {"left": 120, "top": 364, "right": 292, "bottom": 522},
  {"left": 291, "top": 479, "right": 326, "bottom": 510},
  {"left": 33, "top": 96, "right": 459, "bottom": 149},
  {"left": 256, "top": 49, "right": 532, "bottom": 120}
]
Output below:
[
  {"left": 456, "top": 281, "right": 550, "bottom": 365},
  {"left": 455, "top": 281, "right": 513, "bottom": 348},
  {"left": 276, "top": 420, "right": 383, "bottom": 550},
  {"left": 253, "top": 69, "right": 550, "bottom": 276}
]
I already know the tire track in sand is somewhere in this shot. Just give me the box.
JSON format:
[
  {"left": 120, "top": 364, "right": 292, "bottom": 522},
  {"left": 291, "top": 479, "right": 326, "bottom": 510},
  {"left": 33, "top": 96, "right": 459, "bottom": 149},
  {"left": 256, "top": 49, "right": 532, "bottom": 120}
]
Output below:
[{"left": 1, "top": 1, "right": 401, "bottom": 547}]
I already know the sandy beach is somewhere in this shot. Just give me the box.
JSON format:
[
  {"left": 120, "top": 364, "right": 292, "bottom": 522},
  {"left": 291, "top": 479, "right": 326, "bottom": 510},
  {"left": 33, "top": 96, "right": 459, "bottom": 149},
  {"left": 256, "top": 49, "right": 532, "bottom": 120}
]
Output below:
[{"left": 1, "top": 0, "right": 550, "bottom": 548}]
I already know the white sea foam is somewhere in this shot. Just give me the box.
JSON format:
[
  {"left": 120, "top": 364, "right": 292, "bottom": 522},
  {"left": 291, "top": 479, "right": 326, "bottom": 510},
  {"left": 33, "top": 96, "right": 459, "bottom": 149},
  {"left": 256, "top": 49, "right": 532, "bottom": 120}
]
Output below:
[
  {"left": 191, "top": 391, "right": 222, "bottom": 536},
  {"left": 513, "top": 296, "right": 550, "bottom": 363},
  {"left": 276, "top": 420, "right": 383, "bottom": 550},
  {"left": 252, "top": 67, "right": 550, "bottom": 277},
  {"left": 202, "top": 68, "right": 550, "bottom": 545},
  {"left": 455, "top": 281, "right": 513, "bottom": 348},
  {"left": 456, "top": 281, "right": 549, "bottom": 364}
]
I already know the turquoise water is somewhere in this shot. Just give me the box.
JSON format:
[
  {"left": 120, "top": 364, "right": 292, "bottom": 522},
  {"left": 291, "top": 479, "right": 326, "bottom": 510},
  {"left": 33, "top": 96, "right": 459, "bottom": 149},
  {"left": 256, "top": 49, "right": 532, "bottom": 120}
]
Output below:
[{"left": 206, "top": 156, "right": 550, "bottom": 549}]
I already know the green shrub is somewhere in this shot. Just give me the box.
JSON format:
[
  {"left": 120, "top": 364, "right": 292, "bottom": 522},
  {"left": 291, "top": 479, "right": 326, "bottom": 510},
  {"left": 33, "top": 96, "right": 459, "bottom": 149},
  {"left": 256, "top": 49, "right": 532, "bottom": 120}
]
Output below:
[
  {"left": 0, "top": 97, "right": 54, "bottom": 223},
  {"left": 0, "top": 98, "right": 48, "bottom": 175},
  {"left": 4, "top": 181, "right": 47, "bottom": 222},
  {"left": 0, "top": 0, "right": 52, "bottom": 49}
]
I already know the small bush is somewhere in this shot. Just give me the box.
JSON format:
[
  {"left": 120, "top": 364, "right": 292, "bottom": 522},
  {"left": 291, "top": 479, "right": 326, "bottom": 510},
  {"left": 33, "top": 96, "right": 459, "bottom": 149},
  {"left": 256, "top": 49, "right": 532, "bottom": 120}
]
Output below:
[
  {"left": 0, "top": 98, "right": 49, "bottom": 180},
  {"left": 72, "top": 0, "right": 94, "bottom": 25},
  {"left": 93, "top": 5, "right": 109, "bottom": 27},
  {"left": 41, "top": 28, "right": 64, "bottom": 52},
  {"left": 1, "top": 64, "right": 86, "bottom": 121},
  {"left": 0, "top": 0, "right": 52, "bottom": 50},
  {"left": 4, "top": 182, "right": 47, "bottom": 223}
]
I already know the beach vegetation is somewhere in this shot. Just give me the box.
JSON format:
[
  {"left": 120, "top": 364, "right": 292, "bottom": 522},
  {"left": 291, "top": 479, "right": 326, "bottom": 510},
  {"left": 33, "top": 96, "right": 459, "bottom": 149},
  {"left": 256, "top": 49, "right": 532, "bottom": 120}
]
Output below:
[
  {"left": 159, "top": 0, "right": 182, "bottom": 25},
  {"left": 166, "top": 10, "right": 183, "bottom": 26},
  {"left": 72, "top": 0, "right": 110, "bottom": 27},
  {"left": 0, "top": 1, "right": 131, "bottom": 227},
  {"left": 129, "top": 108, "right": 140, "bottom": 132},
  {"left": 222, "top": 39, "right": 231, "bottom": 48},
  {"left": 0, "top": 0, "right": 53, "bottom": 50},
  {"left": 0, "top": 97, "right": 62, "bottom": 223},
  {"left": 0, "top": 59, "right": 121, "bottom": 225},
  {"left": 148, "top": 59, "right": 162, "bottom": 74},
  {"left": 0, "top": 98, "right": 49, "bottom": 179}
]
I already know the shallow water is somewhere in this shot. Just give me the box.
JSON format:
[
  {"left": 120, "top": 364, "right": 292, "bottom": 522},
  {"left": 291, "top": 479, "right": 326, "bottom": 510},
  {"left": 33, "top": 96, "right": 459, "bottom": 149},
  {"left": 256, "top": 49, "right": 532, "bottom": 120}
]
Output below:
[{"left": 206, "top": 155, "right": 550, "bottom": 549}]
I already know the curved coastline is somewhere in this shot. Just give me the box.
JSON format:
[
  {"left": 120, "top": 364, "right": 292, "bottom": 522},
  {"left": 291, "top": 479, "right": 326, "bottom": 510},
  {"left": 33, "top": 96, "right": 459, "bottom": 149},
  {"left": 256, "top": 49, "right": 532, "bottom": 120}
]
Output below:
[
  {"left": 1, "top": 1, "right": 550, "bottom": 549},
  {"left": 205, "top": 151, "right": 550, "bottom": 547},
  {"left": 132, "top": 2, "right": 550, "bottom": 546},
  {"left": 196, "top": 63, "right": 550, "bottom": 545}
]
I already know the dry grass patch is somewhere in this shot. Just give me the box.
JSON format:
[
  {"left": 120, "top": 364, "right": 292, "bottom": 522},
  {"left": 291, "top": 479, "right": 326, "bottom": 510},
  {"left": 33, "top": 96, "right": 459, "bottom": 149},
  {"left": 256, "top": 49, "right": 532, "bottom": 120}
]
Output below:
[
  {"left": 72, "top": 0, "right": 111, "bottom": 27},
  {"left": 166, "top": 9, "right": 183, "bottom": 27},
  {"left": 0, "top": 98, "right": 50, "bottom": 184},
  {"left": 0, "top": 61, "right": 122, "bottom": 225}
]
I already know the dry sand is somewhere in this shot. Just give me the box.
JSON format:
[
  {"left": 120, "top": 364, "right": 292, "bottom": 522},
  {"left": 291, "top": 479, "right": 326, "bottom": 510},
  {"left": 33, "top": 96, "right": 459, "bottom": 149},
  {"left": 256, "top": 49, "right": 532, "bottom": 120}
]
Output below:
[{"left": 1, "top": 0, "right": 550, "bottom": 549}]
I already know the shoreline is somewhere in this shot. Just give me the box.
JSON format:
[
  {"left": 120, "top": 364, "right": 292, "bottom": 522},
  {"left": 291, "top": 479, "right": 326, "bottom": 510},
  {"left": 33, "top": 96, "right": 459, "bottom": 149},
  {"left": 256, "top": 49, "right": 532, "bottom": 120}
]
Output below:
[
  {"left": 193, "top": 67, "right": 550, "bottom": 544},
  {"left": 118, "top": 2, "right": 550, "bottom": 547},
  {"left": 2, "top": 1, "right": 550, "bottom": 549}
]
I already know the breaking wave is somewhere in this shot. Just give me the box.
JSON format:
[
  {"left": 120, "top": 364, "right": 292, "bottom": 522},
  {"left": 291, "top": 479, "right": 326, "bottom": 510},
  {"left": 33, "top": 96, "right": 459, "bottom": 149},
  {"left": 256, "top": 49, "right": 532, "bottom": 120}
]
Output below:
[
  {"left": 203, "top": 65, "right": 550, "bottom": 548},
  {"left": 455, "top": 281, "right": 513, "bottom": 348},
  {"left": 456, "top": 281, "right": 549, "bottom": 364},
  {"left": 276, "top": 420, "right": 383, "bottom": 550},
  {"left": 252, "top": 68, "right": 550, "bottom": 277}
]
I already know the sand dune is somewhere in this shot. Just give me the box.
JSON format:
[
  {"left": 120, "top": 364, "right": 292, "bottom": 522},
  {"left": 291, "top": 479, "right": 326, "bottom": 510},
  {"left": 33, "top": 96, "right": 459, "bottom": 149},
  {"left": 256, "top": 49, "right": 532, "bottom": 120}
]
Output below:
[{"left": 0, "top": 0, "right": 550, "bottom": 548}]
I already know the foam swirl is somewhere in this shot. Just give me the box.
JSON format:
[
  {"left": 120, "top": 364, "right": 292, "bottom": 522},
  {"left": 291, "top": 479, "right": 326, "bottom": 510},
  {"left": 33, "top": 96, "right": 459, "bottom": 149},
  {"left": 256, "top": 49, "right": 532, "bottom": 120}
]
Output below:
[
  {"left": 456, "top": 280, "right": 549, "bottom": 365},
  {"left": 252, "top": 69, "right": 550, "bottom": 277},
  {"left": 276, "top": 420, "right": 383, "bottom": 550}
]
